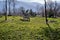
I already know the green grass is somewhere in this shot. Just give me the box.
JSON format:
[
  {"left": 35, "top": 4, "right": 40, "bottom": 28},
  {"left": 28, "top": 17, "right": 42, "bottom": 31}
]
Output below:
[{"left": 0, "top": 16, "right": 60, "bottom": 40}]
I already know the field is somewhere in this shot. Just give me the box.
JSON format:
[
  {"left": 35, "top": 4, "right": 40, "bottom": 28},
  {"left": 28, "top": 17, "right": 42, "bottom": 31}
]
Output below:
[{"left": 0, "top": 16, "right": 60, "bottom": 40}]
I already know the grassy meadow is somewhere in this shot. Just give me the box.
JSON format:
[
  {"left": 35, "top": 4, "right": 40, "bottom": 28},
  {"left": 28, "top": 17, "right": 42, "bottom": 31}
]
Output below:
[{"left": 0, "top": 16, "right": 60, "bottom": 40}]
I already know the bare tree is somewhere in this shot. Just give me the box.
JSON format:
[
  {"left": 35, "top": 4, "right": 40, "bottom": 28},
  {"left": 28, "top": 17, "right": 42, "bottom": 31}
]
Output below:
[
  {"left": 47, "top": 0, "right": 54, "bottom": 18},
  {"left": 47, "top": 0, "right": 59, "bottom": 18},
  {"left": 54, "top": 0, "right": 57, "bottom": 18},
  {"left": 5, "top": 0, "right": 7, "bottom": 20},
  {"left": 36, "top": 5, "right": 41, "bottom": 14},
  {"left": 19, "top": 7, "right": 25, "bottom": 16},
  {"left": 2, "top": 1, "right": 6, "bottom": 15},
  {"left": 13, "top": 0, "right": 16, "bottom": 14},
  {"left": 8, "top": 0, "right": 11, "bottom": 16},
  {"left": 54, "top": 1, "right": 60, "bottom": 17},
  {"left": 40, "top": 6, "right": 45, "bottom": 17},
  {"left": 56, "top": 3, "right": 60, "bottom": 17},
  {"left": 44, "top": 0, "right": 48, "bottom": 24}
]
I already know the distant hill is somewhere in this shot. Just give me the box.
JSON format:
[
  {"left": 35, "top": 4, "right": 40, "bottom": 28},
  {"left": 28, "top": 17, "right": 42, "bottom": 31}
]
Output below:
[
  {"left": 15, "top": 1, "right": 43, "bottom": 11},
  {"left": 0, "top": 1, "right": 43, "bottom": 12}
]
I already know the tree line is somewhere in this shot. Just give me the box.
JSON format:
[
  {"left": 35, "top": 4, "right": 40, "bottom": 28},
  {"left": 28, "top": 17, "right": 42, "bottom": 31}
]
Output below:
[{"left": 0, "top": 0, "right": 60, "bottom": 22}]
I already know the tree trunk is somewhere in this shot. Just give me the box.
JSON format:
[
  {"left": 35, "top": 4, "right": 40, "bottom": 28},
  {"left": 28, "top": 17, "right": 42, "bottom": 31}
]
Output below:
[
  {"left": 9, "top": 1, "right": 11, "bottom": 16},
  {"left": 54, "top": 1, "right": 57, "bottom": 18},
  {"left": 13, "top": 0, "right": 15, "bottom": 14},
  {"left": 5, "top": 0, "right": 7, "bottom": 20},
  {"left": 44, "top": 0, "right": 48, "bottom": 24}
]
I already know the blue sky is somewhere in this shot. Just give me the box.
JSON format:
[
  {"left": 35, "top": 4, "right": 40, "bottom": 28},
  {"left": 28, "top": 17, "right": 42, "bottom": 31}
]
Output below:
[{"left": 0, "top": 0, "right": 60, "bottom": 4}]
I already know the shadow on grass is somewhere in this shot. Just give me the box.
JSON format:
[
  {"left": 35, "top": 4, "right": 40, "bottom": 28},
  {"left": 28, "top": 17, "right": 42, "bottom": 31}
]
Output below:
[
  {"left": 44, "top": 22, "right": 60, "bottom": 40},
  {"left": 20, "top": 19, "right": 30, "bottom": 22},
  {"left": 43, "top": 26, "right": 60, "bottom": 40},
  {"left": 46, "top": 23, "right": 52, "bottom": 31},
  {"left": 0, "top": 20, "right": 7, "bottom": 23}
]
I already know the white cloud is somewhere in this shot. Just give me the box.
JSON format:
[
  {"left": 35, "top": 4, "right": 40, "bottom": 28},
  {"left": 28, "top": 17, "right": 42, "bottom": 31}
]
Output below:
[
  {"left": 17, "top": 0, "right": 60, "bottom": 4},
  {"left": 17, "top": 0, "right": 44, "bottom": 4},
  {"left": 30, "top": 0, "right": 44, "bottom": 4},
  {"left": 0, "top": 0, "right": 60, "bottom": 4}
]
